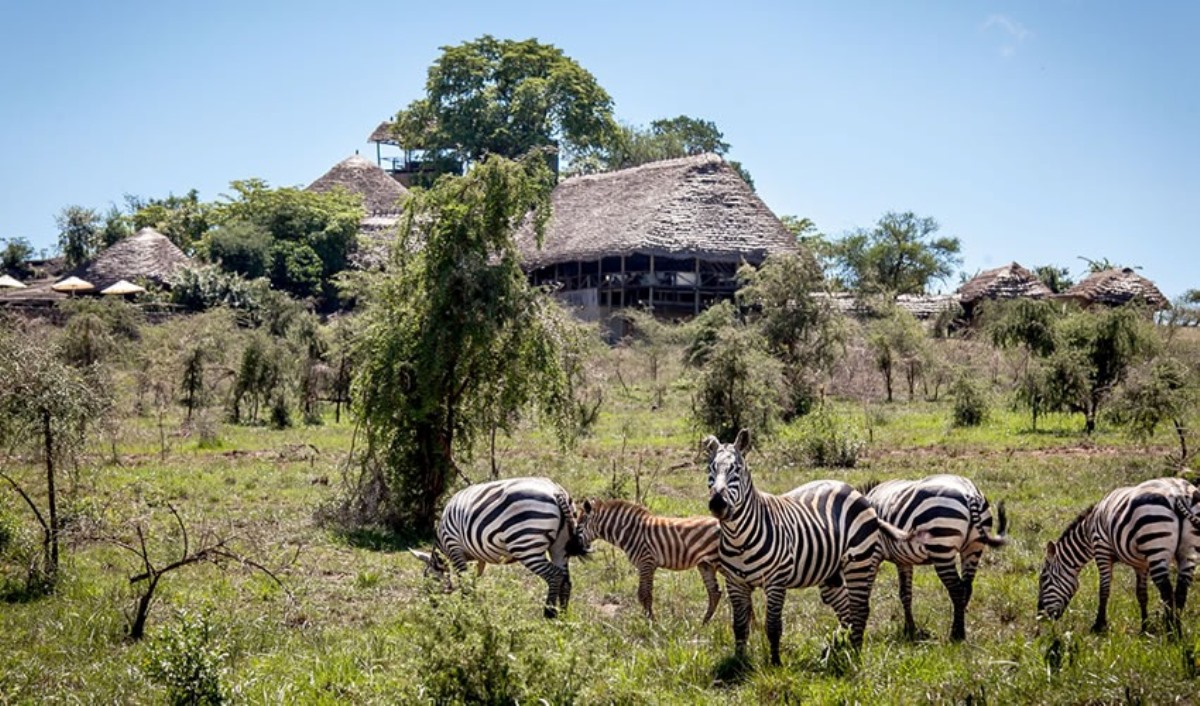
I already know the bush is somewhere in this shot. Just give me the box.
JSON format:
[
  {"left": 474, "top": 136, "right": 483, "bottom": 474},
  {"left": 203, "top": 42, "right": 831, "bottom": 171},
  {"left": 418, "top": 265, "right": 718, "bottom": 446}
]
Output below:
[
  {"left": 692, "top": 325, "right": 783, "bottom": 440},
  {"left": 144, "top": 610, "right": 229, "bottom": 706},
  {"left": 784, "top": 407, "right": 867, "bottom": 468},
  {"left": 951, "top": 373, "right": 990, "bottom": 427}
]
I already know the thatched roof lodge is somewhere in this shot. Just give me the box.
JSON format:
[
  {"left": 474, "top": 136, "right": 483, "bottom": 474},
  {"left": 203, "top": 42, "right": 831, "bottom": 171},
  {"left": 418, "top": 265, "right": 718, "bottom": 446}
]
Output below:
[
  {"left": 516, "top": 154, "right": 798, "bottom": 317},
  {"left": 75, "top": 228, "right": 191, "bottom": 290},
  {"left": 1056, "top": 267, "right": 1168, "bottom": 310},
  {"left": 956, "top": 262, "right": 1052, "bottom": 318},
  {"left": 307, "top": 154, "right": 409, "bottom": 219}
]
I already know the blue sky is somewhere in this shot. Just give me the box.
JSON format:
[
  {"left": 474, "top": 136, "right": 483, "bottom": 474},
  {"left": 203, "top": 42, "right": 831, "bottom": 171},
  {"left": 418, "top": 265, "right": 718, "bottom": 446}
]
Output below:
[{"left": 1, "top": 1, "right": 1196, "bottom": 298}]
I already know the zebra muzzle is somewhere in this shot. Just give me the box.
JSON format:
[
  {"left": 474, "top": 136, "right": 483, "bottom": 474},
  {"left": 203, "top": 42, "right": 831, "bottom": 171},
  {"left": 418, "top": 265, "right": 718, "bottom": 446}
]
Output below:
[{"left": 708, "top": 493, "right": 729, "bottom": 518}]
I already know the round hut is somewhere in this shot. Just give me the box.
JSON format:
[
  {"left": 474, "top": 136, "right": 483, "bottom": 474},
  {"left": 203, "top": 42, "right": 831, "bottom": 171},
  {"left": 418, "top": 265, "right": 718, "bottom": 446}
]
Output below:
[
  {"left": 307, "top": 154, "right": 409, "bottom": 219},
  {"left": 75, "top": 227, "right": 192, "bottom": 290},
  {"left": 1057, "top": 268, "right": 1168, "bottom": 310},
  {"left": 956, "top": 262, "right": 1053, "bottom": 319}
]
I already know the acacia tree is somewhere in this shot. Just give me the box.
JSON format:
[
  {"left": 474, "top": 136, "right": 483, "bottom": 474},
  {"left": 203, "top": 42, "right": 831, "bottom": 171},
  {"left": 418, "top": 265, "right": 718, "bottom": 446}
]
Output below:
[
  {"left": 56, "top": 205, "right": 102, "bottom": 268},
  {"left": 392, "top": 36, "right": 618, "bottom": 171},
  {"left": 867, "top": 302, "right": 928, "bottom": 403},
  {"left": 351, "top": 153, "right": 583, "bottom": 535},
  {"left": 832, "top": 211, "right": 962, "bottom": 295}
]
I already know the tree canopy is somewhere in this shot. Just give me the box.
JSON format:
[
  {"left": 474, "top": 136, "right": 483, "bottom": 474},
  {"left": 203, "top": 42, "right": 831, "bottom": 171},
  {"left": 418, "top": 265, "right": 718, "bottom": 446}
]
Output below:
[
  {"left": 832, "top": 211, "right": 962, "bottom": 295},
  {"left": 55, "top": 205, "right": 102, "bottom": 268},
  {"left": 392, "top": 36, "right": 618, "bottom": 169}
]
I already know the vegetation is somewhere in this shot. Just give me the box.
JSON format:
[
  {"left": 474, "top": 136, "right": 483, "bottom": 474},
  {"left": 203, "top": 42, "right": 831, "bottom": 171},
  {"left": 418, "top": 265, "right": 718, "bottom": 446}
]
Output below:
[
  {"left": 1, "top": 236, "right": 36, "bottom": 277},
  {"left": 831, "top": 211, "right": 962, "bottom": 295},
  {"left": 56, "top": 204, "right": 103, "bottom": 268}
]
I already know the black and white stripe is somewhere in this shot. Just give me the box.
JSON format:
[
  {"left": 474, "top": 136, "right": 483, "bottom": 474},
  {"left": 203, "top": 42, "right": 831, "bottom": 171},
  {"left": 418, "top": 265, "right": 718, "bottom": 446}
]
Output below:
[
  {"left": 862, "top": 474, "right": 1007, "bottom": 641},
  {"left": 411, "top": 476, "right": 588, "bottom": 618},
  {"left": 1038, "top": 477, "right": 1200, "bottom": 634},
  {"left": 704, "top": 430, "right": 909, "bottom": 665}
]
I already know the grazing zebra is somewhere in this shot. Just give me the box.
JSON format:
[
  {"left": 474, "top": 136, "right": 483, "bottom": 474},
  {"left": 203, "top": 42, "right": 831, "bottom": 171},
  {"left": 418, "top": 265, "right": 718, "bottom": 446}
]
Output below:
[
  {"left": 704, "top": 430, "right": 913, "bottom": 665},
  {"left": 577, "top": 498, "right": 722, "bottom": 623},
  {"left": 1038, "top": 477, "right": 1200, "bottom": 634},
  {"left": 861, "top": 474, "right": 1008, "bottom": 641},
  {"left": 409, "top": 477, "right": 589, "bottom": 618}
]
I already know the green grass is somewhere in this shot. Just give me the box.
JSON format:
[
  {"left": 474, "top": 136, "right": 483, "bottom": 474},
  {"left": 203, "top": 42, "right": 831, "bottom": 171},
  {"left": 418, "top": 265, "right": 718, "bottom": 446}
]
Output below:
[{"left": 3, "top": 353, "right": 1200, "bottom": 704}]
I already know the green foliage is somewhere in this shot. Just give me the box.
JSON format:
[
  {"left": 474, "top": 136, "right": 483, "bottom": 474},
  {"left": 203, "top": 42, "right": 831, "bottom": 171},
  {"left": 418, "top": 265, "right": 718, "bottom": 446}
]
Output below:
[
  {"left": 1033, "top": 264, "right": 1074, "bottom": 294},
  {"left": 691, "top": 324, "right": 783, "bottom": 440},
  {"left": 783, "top": 407, "right": 867, "bottom": 468},
  {"left": 986, "top": 298, "right": 1060, "bottom": 357},
  {"left": 169, "top": 265, "right": 272, "bottom": 313},
  {"left": 683, "top": 300, "right": 738, "bottom": 367},
  {"left": 351, "top": 153, "right": 579, "bottom": 534},
  {"left": 1, "top": 237, "right": 36, "bottom": 277},
  {"left": 394, "top": 35, "right": 618, "bottom": 168},
  {"left": 867, "top": 302, "right": 928, "bottom": 403},
  {"left": 99, "top": 204, "right": 133, "bottom": 248},
  {"left": 229, "top": 333, "right": 288, "bottom": 426},
  {"left": 832, "top": 211, "right": 962, "bottom": 295},
  {"left": 203, "top": 221, "right": 271, "bottom": 279},
  {"left": 1108, "top": 356, "right": 1197, "bottom": 455},
  {"left": 738, "top": 252, "right": 845, "bottom": 417},
  {"left": 129, "top": 190, "right": 212, "bottom": 254},
  {"left": 950, "top": 372, "right": 990, "bottom": 427},
  {"left": 55, "top": 205, "right": 102, "bottom": 268},
  {"left": 1056, "top": 306, "right": 1160, "bottom": 432},
  {"left": 144, "top": 610, "right": 228, "bottom": 706}
]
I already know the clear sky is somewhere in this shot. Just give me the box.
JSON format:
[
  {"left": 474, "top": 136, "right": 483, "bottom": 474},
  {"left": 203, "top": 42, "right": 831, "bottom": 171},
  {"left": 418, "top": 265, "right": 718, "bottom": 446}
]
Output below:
[{"left": 1, "top": 1, "right": 1196, "bottom": 298}]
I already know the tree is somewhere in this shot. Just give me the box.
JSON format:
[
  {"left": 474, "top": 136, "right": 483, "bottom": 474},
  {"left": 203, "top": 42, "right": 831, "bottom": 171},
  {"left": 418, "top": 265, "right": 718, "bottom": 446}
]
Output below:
[
  {"left": 350, "top": 153, "right": 583, "bottom": 535},
  {"left": 832, "top": 211, "right": 962, "bottom": 295},
  {"left": 1033, "top": 264, "right": 1074, "bottom": 294},
  {"left": 1, "top": 237, "right": 35, "bottom": 277},
  {"left": 1109, "top": 356, "right": 1197, "bottom": 463},
  {"left": 129, "top": 190, "right": 212, "bottom": 253},
  {"left": 392, "top": 36, "right": 618, "bottom": 170},
  {"left": 867, "top": 302, "right": 928, "bottom": 403},
  {"left": 203, "top": 220, "right": 272, "bottom": 279},
  {"left": 56, "top": 205, "right": 102, "bottom": 267},
  {"left": 691, "top": 323, "right": 783, "bottom": 441},
  {"left": 737, "top": 252, "right": 845, "bottom": 417},
  {"left": 99, "top": 204, "right": 133, "bottom": 248}
]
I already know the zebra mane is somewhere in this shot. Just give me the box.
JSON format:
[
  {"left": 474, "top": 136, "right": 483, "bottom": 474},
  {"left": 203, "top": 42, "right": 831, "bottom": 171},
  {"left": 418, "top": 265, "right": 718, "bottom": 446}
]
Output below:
[
  {"left": 857, "top": 479, "right": 882, "bottom": 496},
  {"left": 588, "top": 498, "right": 652, "bottom": 516},
  {"left": 1055, "top": 504, "right": 1097, "bottom": 543}
]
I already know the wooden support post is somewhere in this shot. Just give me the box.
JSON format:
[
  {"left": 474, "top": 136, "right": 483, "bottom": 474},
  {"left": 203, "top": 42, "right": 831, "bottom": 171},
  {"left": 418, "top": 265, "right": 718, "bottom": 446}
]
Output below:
[
  {"left": 694, "top": 257, "right": 701, "bottom": 314},
  {"left": 649, "top": 254, "right": 655, "bottom": 311}
]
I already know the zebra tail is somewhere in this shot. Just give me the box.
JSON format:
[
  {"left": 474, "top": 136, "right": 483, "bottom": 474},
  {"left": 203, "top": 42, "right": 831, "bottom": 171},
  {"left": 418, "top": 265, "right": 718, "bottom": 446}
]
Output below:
[
  {"left": 876, "top": 518, "right": 912, "bottom": 543},
  {"left": 1173, "top": 493, "right": 1200, "bottom": 532},
  {"left": 557, "top": 492, "right": 592, "bottom": 559},
  {"left": 972, "top": 498, "right": 1009, "bottom": 548}
]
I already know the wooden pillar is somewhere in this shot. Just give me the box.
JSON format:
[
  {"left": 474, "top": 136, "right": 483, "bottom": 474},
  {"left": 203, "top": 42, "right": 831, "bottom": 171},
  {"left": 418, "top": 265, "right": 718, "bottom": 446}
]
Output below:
[
  {"left": 649, "top": 254, "right": 655, "bottom": 311},
  {"left": 619, "top": 255, "right": 626, "bottom": 308},
  {"left": 694, "top": 257, "right": 701, "bottom": 314}
]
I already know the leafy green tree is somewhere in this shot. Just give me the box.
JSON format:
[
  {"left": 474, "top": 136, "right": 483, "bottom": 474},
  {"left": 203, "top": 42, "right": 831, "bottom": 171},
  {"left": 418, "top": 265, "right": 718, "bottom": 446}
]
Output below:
[
  {"left": 691, "top": 323, "right": 783, "bottom": 440},
  {"left": 129, "top": 190, "right": 212, "bottom": 253},
  {"left": 351, "top": 153, "right": 582, "bottom": 535},
  {"left": 1033, "top": 264, "right": 1074, "bottom": 294},
  {"left": 99, "top": 204, "right": 133, "bottom": 248},
  {"left": 1109, "top": 356, "right": 1197, "bottom": 462},
  {"left": 55, "top": 205, "right": 102, "bottom": 267},
  {"left": 1, "top": 237, "right": 35, "bottom": 277},
  {"left": 393, "top": 36, "right": 618, "bottom": 170},
  {"left": 202, "top": 221, "right": 271, "bottom": 279},
  {"left": 737, "top": 252, "right": 845, "bottom": 417},
  {"left": 867, "top": 302, "right": 928, "bottom": 403},
  {"left": 832, "top": 211, "right": 962, "bottom": 295}
]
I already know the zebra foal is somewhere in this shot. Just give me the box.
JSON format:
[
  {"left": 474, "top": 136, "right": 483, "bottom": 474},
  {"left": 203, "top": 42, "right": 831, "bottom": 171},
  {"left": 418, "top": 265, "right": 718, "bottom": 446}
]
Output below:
[
  {"left": 578, "top": 498, "right": 722, "bottom": 623},
  {"left": 863, "top": 474, "right": 1008, "bottom": 641},
  {"left": 410, "top": 477, "right": 589, "bottom": 618},
  {"left": 705, "top": 430, "right": 913, "bottom": 665},
  {"left": 1038, "top": 477, "right": 1200, "bottom": 634}
]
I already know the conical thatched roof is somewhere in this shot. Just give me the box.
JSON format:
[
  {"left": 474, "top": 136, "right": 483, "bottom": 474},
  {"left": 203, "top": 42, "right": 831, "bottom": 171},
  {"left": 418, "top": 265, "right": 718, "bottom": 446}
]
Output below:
[
  {"left": 368, "top": 121, "right": 398, "bottom": 145},
  {"left": 517, "top": 154, "right": 797, "bottom": 268},
  {"left": 1061, "top": 268, "right": 1168, "bottom": 309},
  {"left": 75, "top": 228, "right": 191, "bottom": 290},
  {"left": 957, "top": 262, "right": 1052, "bottom": 304},
  {"left": 307, "top": 154, "right": 408, "bottom": 215}
]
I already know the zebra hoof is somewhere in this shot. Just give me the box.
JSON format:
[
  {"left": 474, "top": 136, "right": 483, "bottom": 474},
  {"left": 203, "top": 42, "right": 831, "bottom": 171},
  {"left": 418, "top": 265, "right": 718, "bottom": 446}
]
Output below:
[
  {"left": 1090, "top": 621, "right": 1107, "bottom": 635},
  {"left": 543, "top": 606, "right": 559, "bottom": 619}
]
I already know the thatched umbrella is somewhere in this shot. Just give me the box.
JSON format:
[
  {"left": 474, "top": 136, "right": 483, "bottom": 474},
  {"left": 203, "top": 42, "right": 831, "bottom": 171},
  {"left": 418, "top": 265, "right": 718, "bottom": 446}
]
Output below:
[
  {"left": 0, "top": 274, "right": 27, "bottom": 289},
  {"left": 51, "top": 276, "right": 95, "bottom": 294},
  {"left": 100, "top": 279, "right": 146, "bottom": 296}
]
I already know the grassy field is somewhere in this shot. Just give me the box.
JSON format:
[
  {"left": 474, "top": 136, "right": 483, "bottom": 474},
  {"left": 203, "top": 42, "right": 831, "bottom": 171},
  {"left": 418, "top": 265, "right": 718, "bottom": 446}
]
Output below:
[{"left": 2, "top": 345, "right": 1199, "bottom": 705}]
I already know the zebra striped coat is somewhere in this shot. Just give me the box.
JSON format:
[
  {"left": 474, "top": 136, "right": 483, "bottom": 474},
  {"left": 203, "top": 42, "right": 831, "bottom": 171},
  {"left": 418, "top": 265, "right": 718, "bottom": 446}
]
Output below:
[
  {"left": 410, "top": 477, "right": 589, "bottom": 619},
  {"left": 705, "top": 430, "right": 910, "bottom": 665},
  {"left": 578, "top": 498, "right": 722, "bottom": 623},
  {"left": 863, "top": 474, "right": 1008, "bottom": 641},
  {"left": 1038, "top": 477, "right": 1200, "bottom": 634}
]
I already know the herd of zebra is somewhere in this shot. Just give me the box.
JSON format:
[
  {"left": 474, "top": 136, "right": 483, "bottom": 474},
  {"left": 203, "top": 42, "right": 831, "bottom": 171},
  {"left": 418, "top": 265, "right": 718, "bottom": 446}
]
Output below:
[{"left": 410, "top": 429, "right": 1200, "bottom": 665}]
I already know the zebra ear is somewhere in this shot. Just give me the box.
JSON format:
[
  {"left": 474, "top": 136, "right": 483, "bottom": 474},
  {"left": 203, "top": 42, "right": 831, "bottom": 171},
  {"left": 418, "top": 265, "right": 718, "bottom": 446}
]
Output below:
[
  {"left": 1044, "top": 541, "right": 1056, "bottom": 558},
  {"left": 409, "top": 549, "right": 433, "bottom": 566},
  {"left": 701, "top": 435, "right": 720, "bottom": 456},
  {"left": 583, "top": 498, "right": 593, "bottom": 513},
  {"left": 734, "top": 428, "right": 751, "bottom": 454}
]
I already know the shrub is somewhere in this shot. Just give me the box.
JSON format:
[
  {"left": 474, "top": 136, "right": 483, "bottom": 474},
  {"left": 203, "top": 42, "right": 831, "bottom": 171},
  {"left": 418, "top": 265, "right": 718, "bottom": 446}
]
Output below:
[
  {"left": 692, "top": 325, "right": 783, "bottom": 440},
  {"left": 784, "top": 407, "right": 867, "bottom": 468},
  {"left": 951, "top": 373, "right": 990, "bottom": 427},
  {"left": 144, "top": 610, "right": 228, "bottom": 706}
]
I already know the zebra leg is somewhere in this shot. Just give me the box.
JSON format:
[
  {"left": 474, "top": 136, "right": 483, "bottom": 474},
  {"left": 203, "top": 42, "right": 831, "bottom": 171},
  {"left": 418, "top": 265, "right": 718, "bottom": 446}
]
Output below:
[
  {"left": 819, "top": 572, "right": 853, "bottom": 628},
  {"left": 844, "top": 560, "right": 879, "bottom": 650},
  {"left": 1091, "top": 553, "right": 1114, "bottom": 634},
  {"left": 897, "top": 564, "right": 920, "bottom": 639},
  {"left": 1148, "top": 558, "right": 1179, "bottom": 637},
  {"left": 1174, "top": 548, "right": 1195, "bottom": 614},
  {"left": 698, "top": 562, "right": 722, "bottom": 625},
  {"left": 1135, "top": 569, "right": 1151, "bottom": 634},
  {"left": 636, "top": 559, "right": 657, "bottom": 621},
  {"left": 764, "top": 584, "right": 788, "bottom": 666},
  {"left": 516, "top": 554, "right": 565, "bottom": 619},
  {"left": 933, "top": 562, "right": 967, "bottom": 641},
  {"left": 726, "top": 580, "right": 754, "bottom": 658},
  {"left": 550, "top": 543, "right": 572, "bottom": 612}
]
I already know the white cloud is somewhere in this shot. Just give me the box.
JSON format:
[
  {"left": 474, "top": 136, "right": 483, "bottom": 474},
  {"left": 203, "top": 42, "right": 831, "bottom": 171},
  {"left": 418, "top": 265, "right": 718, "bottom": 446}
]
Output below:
[{"left": 984, "top": 14, "right": 1030, "bottom": 58}]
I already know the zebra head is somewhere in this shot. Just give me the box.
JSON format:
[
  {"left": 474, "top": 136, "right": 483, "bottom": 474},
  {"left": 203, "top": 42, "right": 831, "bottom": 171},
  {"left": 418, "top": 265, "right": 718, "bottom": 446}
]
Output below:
[
  {"left": 703, "top": 429, "right": 751, "bottom": 521},
  {"left": 1037, "top": 540, "right": 1080, "bottom": 621},
  {"left": 578, "top": 498, "right": 599, "bottom": 546}
]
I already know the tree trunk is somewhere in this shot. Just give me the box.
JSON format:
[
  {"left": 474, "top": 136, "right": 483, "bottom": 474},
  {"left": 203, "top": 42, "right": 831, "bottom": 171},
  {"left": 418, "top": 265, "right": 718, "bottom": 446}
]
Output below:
[
  {"left": 882, "top": 364, "right": 894, "bottom": 403},
  {"left": 43, "top": 411, "right": 58, "bottom": 578}
]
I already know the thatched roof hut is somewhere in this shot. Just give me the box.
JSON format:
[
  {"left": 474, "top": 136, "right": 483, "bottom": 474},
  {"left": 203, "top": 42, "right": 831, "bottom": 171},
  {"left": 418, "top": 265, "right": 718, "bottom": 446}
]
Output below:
[
  {"left": 956, "top": 262, "right": 1052, "bottom": 318},
  {"left": 307, "top": 154, "right": 408, "bottom": 216},
  {"left": 516, "top": 154, "right": 797, "bottom": 318},
  {"left": 1058, "top": 268, "right": 1168, "bottom": 310},
  {"left": 74, "top": 228, "right": 191, "bottom": 290},
  {"left": 367, "top": 121, "right": 398, "bottom": 146}
]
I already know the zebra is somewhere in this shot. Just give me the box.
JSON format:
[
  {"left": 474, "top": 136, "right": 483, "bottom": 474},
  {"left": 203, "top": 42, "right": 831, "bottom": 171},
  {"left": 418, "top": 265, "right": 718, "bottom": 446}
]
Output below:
[
  {"left": 861, "top": 474, "right": 1008, "bottom": 641},
  {"left": 409, "top": 476, "right": 589, "bottom": 618},
  {"left": 577, "top": 498, "right": 722, "bottom": 623},
  {"left": 1038, "top": 477, "right": 1200, "bottom": 634},
  {"left": 704, "top": 429, "right": 914, "bottom": 665}
]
